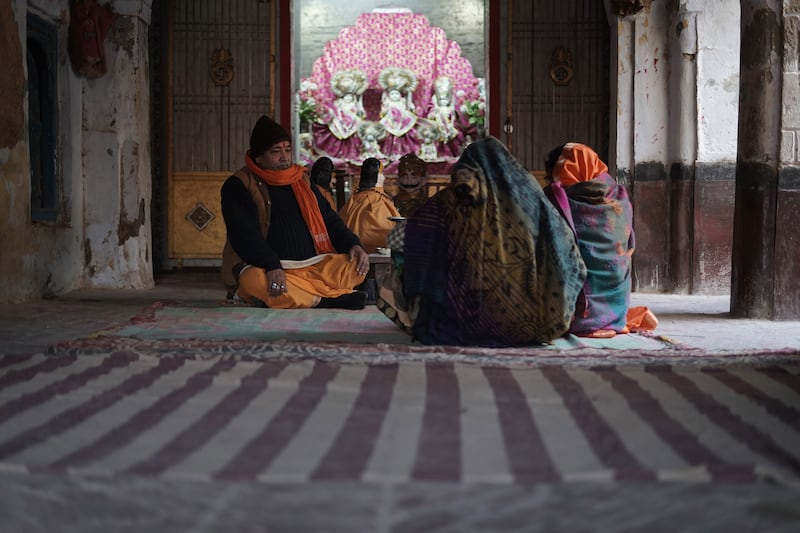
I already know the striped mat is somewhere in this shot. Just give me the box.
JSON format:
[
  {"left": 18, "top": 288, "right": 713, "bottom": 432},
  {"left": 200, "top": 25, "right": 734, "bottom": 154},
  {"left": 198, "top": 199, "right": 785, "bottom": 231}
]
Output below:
[{"left": 0, "top": 352, "right": 798, "bottom": 485}]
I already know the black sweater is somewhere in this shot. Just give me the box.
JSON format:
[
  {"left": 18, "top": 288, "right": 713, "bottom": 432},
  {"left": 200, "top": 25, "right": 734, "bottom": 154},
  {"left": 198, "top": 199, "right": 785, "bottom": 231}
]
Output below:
[{"left": 220, "top": 176, "right": 361, "bottom": 272}]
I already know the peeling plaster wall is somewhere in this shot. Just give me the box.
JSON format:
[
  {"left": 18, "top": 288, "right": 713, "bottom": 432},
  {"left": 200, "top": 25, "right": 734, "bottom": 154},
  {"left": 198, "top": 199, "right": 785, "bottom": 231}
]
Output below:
[
  {"left": 610, "top": 16, "right": 635, "bottom": 182},
  {"left": 691, "top": 0, "right": 740, "bottom": 294},
  {"left": 626, "top": 1, "right": 673, "bottom": 292},
  {"left": 668, "top": 6, "right": 696, "bottom": 166},
  {"left": 81, "top": 1, "right": 153, "bottom": 289},
  {"left": 695, "top": 1, "right": 741, "bottom": 163},
  {"left": 612, "top": 1, "right": 741, "bottom": 172},
  {"left": 608, "top": 1, "right": 673, "bottom": 176},
  {"left": 1, "top": 0, "right": 85, "bottom": 303},
  {"left": 661, "top": 1, "right": 741, "bottom": 295},
  {"left": 609, "top": 0, "right": 742, "bottom": 294},
  {"left": 633, "top": 1, "right": 670, "bottom": 163},
  {"left": 1, "top": 0, "right": 33, "bottom": 304},
  {"left": 0, "top": 0, "right": 153, "bottom": 304}
]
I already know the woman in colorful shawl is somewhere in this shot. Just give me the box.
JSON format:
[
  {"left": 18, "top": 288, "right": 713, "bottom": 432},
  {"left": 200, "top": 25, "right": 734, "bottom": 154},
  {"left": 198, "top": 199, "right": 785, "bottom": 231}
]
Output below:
[
  {"left": 377, "top": 137, "right": 587, "bottom": 347},
  {"left": 544, "top": 142, "right": 657, "bottom": 337}
]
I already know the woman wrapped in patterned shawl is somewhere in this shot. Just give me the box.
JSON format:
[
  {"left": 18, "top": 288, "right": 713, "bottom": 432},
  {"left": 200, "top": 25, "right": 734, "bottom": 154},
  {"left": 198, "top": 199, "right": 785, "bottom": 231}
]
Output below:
[
  {"left": 377, "top": 136, "right": 587, "bottom": 347},
  {"left": 544, "top": 142, "right": 657, "bottom": 337}
]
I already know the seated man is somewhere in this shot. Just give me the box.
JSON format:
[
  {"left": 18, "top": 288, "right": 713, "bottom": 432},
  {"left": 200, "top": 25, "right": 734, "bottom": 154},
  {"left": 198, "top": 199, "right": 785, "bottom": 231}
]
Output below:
[
  {"left": 220, "top": 115, "right": 369, "bottom": 309},
  {"left": 544, "top": 142, "right": 657, "bottom": 337},
  {"left": 377, "top": 137, "right": 587, "bottom": 347},
  {"left": 338, "top": 157, "right": 401, "bottom": 253},
  {"left": 392, "top": 153, "right": 429, "bottom": 216}
]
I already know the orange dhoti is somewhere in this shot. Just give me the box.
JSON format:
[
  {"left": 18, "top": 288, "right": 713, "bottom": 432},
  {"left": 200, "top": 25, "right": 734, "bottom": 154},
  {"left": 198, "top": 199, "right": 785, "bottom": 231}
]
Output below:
[{"left": 237, "top": 253, "right": 366, "bottom": 308}]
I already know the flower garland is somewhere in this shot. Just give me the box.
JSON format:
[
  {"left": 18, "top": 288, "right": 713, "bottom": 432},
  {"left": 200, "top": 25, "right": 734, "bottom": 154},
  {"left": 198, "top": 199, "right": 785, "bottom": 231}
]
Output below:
[
  {"left": 296, "top": 80, "right": 326, "bottom": 123},
  {"left": 456, "top": 79, "right": 486, "bottom": 129}
]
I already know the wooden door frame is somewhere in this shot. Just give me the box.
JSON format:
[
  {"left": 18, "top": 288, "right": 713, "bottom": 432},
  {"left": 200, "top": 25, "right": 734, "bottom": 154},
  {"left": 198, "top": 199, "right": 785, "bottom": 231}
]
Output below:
[{"left": 488, "top": 0, "right": 501, "bottom": 140}]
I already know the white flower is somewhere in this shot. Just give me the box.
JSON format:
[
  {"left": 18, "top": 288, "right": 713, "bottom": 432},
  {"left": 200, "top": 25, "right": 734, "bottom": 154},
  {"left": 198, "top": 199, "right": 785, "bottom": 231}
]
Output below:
[{"left": 300, "top": 80, "right": 318, "bottom": 92}]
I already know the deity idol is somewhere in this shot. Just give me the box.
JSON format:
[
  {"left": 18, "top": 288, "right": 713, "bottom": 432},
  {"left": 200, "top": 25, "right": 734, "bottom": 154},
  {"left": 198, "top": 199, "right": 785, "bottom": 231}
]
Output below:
[
  {"left": 378, "top": 66, "right": 420, "bottom": 158},
  {"left": 329, "top": 69, "right": 368, "bottom": 140},
  {"left": 313, "top": 69, "right": 369, "bottom": 161}
]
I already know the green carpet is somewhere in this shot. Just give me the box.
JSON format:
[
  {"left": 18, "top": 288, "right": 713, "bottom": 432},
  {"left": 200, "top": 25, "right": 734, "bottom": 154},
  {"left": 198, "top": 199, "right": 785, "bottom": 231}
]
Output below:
[{"left": 98, "top": 302, "right": 675, "bottom": 351}]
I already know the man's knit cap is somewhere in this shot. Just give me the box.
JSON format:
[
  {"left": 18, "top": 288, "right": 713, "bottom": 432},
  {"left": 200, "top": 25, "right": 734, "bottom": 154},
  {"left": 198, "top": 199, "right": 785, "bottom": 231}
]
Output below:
[{"left": 250, "top": 115, "right": 291, "bottom": 156}]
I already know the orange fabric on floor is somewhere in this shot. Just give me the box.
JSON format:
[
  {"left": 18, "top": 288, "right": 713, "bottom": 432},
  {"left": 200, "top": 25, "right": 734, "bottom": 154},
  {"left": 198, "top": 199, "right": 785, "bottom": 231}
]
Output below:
[
  {"left": 626, "top": 306, "right": 659, "bottom": 331},
  {"left": 583, "top": 329, "right": 618, "bottom": 339},
  {"left": 577, "top": 306, "right": 658, "bottom": 337},
  {"left": 236, "top": 254, "right": 365, "bottom": 309}
]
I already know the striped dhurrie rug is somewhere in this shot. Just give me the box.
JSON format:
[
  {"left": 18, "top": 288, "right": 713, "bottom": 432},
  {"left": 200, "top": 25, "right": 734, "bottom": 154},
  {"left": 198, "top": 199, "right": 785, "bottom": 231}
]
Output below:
[{"left": 0, "top": 352, "right": 798, "bottom": 485}]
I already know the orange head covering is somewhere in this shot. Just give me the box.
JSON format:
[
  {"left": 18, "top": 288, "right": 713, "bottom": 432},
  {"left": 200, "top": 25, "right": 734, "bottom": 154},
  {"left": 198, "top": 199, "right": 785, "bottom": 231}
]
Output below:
[{"left": 552, "top": 143, "right": 609, "bottom": 188}]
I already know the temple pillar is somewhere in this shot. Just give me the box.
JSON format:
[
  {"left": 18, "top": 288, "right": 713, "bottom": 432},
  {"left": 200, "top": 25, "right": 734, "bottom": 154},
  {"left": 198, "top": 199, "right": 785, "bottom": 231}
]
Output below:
[
  {"left": 731, "top": 0, "right": 800, "bottom": 318},
  {"left": 81, "top": 0, "right": 154, "bottom": 288}
]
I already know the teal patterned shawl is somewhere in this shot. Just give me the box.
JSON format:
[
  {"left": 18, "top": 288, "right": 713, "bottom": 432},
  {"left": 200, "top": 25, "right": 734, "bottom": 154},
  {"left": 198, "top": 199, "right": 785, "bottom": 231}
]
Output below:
[{"left": 401, "top": 137, "right": 586, "bottom": 346}]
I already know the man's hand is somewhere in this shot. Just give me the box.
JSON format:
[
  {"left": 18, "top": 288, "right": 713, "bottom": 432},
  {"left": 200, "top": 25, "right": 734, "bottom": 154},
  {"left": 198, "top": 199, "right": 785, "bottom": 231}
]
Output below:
[
  {"left": 348, "top": 245, "right": 370, "bottom": 276},
  {"left": 266, "top": 268, "right": 288, "bottom": 297}
]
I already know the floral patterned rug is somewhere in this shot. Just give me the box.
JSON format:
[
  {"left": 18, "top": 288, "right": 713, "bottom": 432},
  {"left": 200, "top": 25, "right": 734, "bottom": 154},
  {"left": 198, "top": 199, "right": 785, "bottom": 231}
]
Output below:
[{"left": 44, "top": 301, "right": 800, "bottom": 367}]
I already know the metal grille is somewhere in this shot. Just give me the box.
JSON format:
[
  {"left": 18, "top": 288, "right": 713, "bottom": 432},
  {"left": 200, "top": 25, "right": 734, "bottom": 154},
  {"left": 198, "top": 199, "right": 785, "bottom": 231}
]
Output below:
[
  {"left": 171, "top": 0, "right": 271, "bottom": 172},
  {"left": 511, "top": 0, "right": 610, "bottom": 172}
]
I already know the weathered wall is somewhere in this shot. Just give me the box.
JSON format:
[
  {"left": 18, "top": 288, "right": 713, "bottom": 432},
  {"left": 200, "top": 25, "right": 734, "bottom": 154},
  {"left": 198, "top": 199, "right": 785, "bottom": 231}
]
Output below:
[
  {"left": 0, "top": 0, "right": 33, "bottom": 303},
  {"left": 691, "top": 1, "right": 740, "bottom": 294},
  {"left": 630, "top": 0, "right": 671, "bottom": 292},
  {"left": 696, "top": 3, "right": 741, "bottom": 162},
  {"left": 81, "top": 0, "right": 154, "bottom": 288},
  {"left": 612, "top": 0, "right": 741, "bottom": 294},
  {"left": 0, "top": 0, "right": 86, "bottom": 303},
  {"left": 665, "top": 0, "right": 740, "bottom": 294},
  {"left": 0, "top": 0, "right": 24, "bottom": 147},
  {"left": 0, "top": 0, "right": 153, "bottom": 304},
  {"left": 774, "top": 0, "right": 800, "bottom": 318}
]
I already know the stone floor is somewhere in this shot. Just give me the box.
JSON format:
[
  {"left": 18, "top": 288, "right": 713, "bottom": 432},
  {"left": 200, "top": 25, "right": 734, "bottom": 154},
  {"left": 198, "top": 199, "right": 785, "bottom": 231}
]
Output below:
[{"left": 0, "top": 270, "right": 799, "bottom": 532}]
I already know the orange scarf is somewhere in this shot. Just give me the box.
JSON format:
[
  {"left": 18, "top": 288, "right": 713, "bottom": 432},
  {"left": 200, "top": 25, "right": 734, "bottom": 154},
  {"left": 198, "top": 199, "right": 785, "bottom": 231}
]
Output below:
[
  {"left": 246, "top": 153, "right": 335, "bottom": 254},
  {"left": 552, "top": 143, "right": 609, "bottom": 188}
]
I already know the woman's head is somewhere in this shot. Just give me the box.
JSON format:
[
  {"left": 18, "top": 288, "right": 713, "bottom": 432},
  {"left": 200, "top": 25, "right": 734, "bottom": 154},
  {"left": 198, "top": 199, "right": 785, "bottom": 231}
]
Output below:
[
  {"left": 310, "top": 157, "right": 335, "bottom": 188},
  {"left": 544, "top": 144, "right": 567, "bottom": 184},
  {"left": 451, "top": 137, "right": 536, "bottom": 206},
  {"left": 546, "top": 143, "right": 608, "bottom": 187}
]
